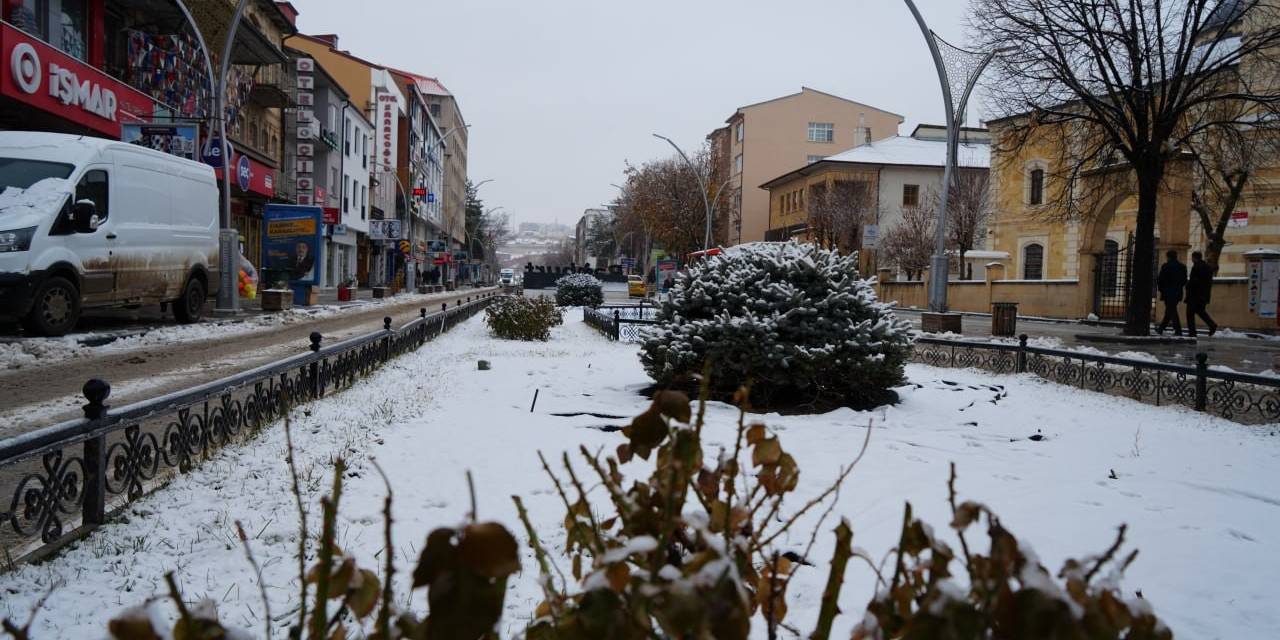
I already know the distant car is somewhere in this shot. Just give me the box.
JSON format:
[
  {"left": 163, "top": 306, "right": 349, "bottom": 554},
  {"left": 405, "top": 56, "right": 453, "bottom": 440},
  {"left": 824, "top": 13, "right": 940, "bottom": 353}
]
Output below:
[
  {"left": 499, "top": 268, "right": 516, "bottom": 286},
  {"left": 628, "top": 274, "right": 646, "bottom": 297}
]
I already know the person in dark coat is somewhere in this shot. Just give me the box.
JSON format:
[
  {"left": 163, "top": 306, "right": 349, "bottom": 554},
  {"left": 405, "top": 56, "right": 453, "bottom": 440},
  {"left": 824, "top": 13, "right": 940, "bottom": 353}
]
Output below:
[
  {"left": 1156, "top": 250, "right": 1188, "bottom": 336},
  {"left": 1185, "top": 251, "right": 1218, "bottom": 337}
]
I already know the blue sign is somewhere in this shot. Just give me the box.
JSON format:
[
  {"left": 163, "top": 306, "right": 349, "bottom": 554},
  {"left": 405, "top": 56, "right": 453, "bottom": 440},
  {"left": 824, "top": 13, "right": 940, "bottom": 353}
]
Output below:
[
  {"left": 236, "top": 154, "right": 252, "bottom": 192},
  {"left": 202, "top": 137, "right": 227, "bottom": 168},
  {"left": 263, "top": 204, "right": 323, "bottom": 287},
  {"left": 427, "top": 192, "right": 435, "bottom": 203}
]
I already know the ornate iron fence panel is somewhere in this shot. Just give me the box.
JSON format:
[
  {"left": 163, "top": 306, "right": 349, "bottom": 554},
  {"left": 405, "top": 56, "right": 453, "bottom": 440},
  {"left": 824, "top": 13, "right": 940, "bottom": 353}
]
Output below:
[
  {"left": 912, "top": 335, "right": 1280, "bottom": 425},
  {"left": 583, "top": 306, "right": 658, "bottom": 343},
  {"left": 0, "top": 293, "right": 496, "bottom": 567}
]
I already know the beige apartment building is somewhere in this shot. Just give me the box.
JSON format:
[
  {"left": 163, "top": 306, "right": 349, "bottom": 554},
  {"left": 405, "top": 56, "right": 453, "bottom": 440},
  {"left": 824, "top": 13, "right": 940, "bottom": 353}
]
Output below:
[{"left": 708, "top": 87, "right": 903, "bottom": 244}]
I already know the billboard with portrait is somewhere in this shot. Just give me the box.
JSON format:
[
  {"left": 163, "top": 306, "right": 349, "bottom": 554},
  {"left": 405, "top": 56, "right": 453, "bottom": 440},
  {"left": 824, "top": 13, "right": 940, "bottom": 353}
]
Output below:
[
  {"left": 121, "top": 123, "right": 199, "bottom": 161},
  {"left": 263, "top": 204, "right": 323, "bottom": 285}
]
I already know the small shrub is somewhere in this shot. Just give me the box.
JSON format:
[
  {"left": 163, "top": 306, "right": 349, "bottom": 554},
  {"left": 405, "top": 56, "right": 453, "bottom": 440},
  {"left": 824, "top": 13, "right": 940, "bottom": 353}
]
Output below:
[
  {"left": 486, "top": 296, "right": 562, "bottom": 341},
  {"left": 555, "top": 273, "right": 604, "bottom": 307},
  {"left": 639, "top": 242, "right": 914, "bottom": 411}
]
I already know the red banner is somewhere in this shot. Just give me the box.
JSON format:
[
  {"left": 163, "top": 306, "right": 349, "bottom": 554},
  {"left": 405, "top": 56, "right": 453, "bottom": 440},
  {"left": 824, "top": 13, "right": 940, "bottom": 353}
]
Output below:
[
  {"left": 214, "top": 150, "right": 277, "bottom": 198},
  {"left": 0, "top": 22, "right": 157, "bottom": 138},
  {"left": 322, "top": 207, "right": 340, "bottom": 224}
]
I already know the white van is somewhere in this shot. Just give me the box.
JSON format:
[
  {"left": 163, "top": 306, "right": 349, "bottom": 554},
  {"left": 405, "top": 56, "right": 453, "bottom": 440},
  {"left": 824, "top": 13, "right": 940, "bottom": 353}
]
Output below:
[{"left": 0, "top": 132, "right": 220, "bottom": 336}]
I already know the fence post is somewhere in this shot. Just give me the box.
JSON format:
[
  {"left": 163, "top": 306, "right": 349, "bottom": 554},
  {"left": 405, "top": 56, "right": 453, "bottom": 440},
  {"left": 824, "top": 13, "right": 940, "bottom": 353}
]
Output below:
[
  {"left": 309, "top": 332, "right": 322, "bottom": 398},
  {"left": 1016, "top": 334, "right": 1028, "bottom": 373},
  {"left": 81, "top": 378, "right": 110, "bottom": 526},
  {"left": 1195, "top": 353, "right": 1209, "bottom": 412},
  {"left": 613, "top": 310, "right": 621, "bottom": 341},
  {"left": 383, "top": 316, "right": 392, "bottom": 361}
]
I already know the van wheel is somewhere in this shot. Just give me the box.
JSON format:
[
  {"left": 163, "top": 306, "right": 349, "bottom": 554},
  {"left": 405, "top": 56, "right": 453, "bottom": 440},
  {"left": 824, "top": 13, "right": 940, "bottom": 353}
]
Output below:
[
  {"left": 173, "top": 277, "right": 206, "bottom": 324},
  {"left": 25, "top": 277, "right": 80, "bottom": 337}
]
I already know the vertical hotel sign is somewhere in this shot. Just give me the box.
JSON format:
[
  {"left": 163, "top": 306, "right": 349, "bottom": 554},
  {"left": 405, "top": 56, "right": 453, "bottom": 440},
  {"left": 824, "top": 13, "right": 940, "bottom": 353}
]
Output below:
[
  {"left": 295, "top": 58, "right": 316, "bottom": 207},
  {"left": 378, "top": 90, "right": 398, "bottom": 184}
]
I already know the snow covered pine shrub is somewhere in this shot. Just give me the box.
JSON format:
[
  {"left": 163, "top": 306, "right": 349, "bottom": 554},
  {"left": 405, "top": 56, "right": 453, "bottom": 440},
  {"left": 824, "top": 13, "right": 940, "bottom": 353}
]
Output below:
[
  {"left": 555, "top": 273, "right": 604, "bottom": 307},
  {"left": 485, "top": 295, "right": 563, "bottom": 341},
  {"left": 640, "top": 242, "right": 913, "bottom": 411}
]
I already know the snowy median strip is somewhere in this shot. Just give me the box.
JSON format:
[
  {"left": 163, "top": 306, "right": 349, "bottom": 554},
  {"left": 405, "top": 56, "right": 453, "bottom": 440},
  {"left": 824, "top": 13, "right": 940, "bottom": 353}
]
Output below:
[{"left": 0, "top": 312, "right": 1276, "bottom": 637}]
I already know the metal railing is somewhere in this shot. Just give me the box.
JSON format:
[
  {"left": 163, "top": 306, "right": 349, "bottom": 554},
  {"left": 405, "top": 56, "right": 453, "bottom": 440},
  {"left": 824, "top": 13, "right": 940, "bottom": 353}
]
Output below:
[
  {"left": 584, "top": 305, "right": 659, "bottom": 343},
  {"left": 913, "top": 335, "right": 1280, "bottom": 424},
  {"left": 0, "top": 293, "right": 497, "bottom": 567}
]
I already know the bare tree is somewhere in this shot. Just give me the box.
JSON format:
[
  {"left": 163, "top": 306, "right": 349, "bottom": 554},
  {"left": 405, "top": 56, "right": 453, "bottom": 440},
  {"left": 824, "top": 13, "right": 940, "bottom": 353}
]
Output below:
[
  {"left": 1187, "top": 106, "right": 1280, "bottom": 272},
  {"left": 973, "top": 0, "right": 1280, "bottom": 334},
  {"left": 947, "top": 169, "right": 991, "bottom": 280},
  {"left": 882, "top": 200, "right": 936, "bottom": 280},
  {"left": 616, "top": 148, "right": 731, "bottom": 261},
  {"left": 808, "top": 180, "right": 876, "bottom": 254}
]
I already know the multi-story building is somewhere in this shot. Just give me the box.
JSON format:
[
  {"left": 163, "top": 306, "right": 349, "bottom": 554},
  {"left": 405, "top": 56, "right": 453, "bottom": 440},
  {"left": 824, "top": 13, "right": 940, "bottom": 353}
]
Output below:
[
  {"left": 390, "top": 71, "right": 446, "bottom": 286},
  {"left": 575, "top": 209, "right": 609, "bottom": 268},
  {"left": 707, "top": 87, "right": 903, "bottom": 245},
  {"left": 0, "top": 0, "right": 294, "bottom": 272},
  {"left": 760, "top": 125, "right": 992, "bottom": 278},
  {"left": 340, "top": 99, "right": 374, "bottom": 286},
  {"left": 285, "top": 31, "right": 409, "bottom": 288}
]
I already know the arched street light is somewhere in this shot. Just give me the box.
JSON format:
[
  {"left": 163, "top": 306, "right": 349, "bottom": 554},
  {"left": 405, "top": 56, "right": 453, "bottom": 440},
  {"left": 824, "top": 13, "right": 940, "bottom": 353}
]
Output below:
[
  {"left": 903, "top": 0, "right": 1006, "bottom": 316},
  {"left": 652, "top": 134, "right": 734, "bottom": 252}
]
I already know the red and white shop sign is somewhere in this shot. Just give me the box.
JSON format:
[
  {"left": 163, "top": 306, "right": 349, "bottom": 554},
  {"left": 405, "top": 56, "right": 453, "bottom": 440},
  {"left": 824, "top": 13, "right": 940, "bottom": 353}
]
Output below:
[
  {"left": 0, "top": 22, "right": 156, "bottom": 138},
  {"left": 214, "top": 150, "right": 276, "bottom": 198}
]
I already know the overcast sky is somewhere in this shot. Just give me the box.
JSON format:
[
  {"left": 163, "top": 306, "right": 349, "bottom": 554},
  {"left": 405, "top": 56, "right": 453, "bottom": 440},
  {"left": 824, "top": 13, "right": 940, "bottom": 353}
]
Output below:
[{"left": 295, "top": 0, "right": 980, "bottom": 227}]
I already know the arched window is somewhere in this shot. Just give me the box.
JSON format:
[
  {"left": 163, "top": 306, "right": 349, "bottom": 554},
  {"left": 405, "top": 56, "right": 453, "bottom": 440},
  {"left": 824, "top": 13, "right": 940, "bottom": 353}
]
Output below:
[
  {"left": 1101, "top": 239, "right": 1120, "bottom": 296},
  {"left": 1029, "top": 169, "right": 1045, "bottom": 205},
  {"left": 1023, "top": 243, "right": 1044, "bottom": 280}
]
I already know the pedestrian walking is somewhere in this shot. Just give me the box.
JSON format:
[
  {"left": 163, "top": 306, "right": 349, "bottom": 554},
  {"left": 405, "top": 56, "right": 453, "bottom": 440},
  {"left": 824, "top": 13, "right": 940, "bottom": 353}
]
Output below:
[
  {"left": 1186, "top": 251, "right": 1219, "bottom": 337},
  {"left": 1156, "top": 250, "right": 1188, "bottom": 336}
]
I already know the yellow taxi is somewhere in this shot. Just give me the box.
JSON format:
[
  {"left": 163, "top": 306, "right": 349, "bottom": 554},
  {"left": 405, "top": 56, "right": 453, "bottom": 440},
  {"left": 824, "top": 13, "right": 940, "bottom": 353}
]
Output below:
[{"left": 627, "top": 274, "right": 646, "bottom": 297}]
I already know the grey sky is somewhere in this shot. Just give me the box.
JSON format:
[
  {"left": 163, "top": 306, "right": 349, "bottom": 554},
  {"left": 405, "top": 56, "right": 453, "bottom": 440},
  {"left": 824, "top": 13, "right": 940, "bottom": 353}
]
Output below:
[{"left": 295, "top": 0, "right": 979, "bottom": 227}]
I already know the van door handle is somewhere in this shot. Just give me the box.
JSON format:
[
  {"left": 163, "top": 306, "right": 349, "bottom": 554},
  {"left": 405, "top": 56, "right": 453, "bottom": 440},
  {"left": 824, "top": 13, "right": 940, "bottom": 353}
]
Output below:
[{"left": 106, "top": 233, "right": 118, "bottom": 240}]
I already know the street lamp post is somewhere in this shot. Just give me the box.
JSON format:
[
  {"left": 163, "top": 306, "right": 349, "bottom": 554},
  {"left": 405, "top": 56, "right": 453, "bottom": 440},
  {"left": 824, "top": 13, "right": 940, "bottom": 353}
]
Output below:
[
  {"left": 653, "top": 133, "right": 729, "bottom": 252},
  {"left": 903, "top": 0, "right": 1003, "bottom": 321}
]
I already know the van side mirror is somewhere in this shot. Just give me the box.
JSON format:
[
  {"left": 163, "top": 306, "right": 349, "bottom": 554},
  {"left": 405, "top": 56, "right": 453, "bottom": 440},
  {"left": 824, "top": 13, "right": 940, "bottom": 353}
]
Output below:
[{"left": 72, "top": 200, "right": 99, "bottom": 233}]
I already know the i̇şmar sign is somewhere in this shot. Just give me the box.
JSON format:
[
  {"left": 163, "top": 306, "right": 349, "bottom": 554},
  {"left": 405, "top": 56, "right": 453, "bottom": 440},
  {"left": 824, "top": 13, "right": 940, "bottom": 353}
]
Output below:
[
  {"left": 1, "top": 22, "right": 156, "bottom": 137},
  {"left": 264, "top": 205, "right": 323, "bottom": 285}
]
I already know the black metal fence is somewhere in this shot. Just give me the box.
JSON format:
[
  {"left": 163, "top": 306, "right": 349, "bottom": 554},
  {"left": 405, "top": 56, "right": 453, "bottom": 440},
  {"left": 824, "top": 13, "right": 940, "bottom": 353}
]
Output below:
[
  {"left": 0, "top": 293, "right": 496, "bottom": 566},
  {"left": 584, "top": 305, "right": 659, "bottom": 342},
  {"left": 914, "top": 335, "right": 1280, "bottom": 424}
]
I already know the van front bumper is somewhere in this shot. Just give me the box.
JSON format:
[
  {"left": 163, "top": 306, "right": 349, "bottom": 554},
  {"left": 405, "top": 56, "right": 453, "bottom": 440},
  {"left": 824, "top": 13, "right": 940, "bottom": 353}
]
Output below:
[{"left": 0, "top": 271, "right": 37, "bottom": 317}]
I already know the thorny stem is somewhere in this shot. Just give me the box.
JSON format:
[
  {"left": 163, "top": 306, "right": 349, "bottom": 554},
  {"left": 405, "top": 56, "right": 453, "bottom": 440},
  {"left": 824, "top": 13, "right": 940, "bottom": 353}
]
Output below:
[
  {"left": 755, "top": 419, "right": 873, "bottom": 552},
  {"left": 578, "top": 445, "right": 632, "bottom": 519},
  {"left": 513, "top": 495, "right": 565, "bottom": 623},
  {"left": 371, "top": 460, "right": 395, "bottom": 638},
  {"left": 310, "top": 458, "right": 346, "bottom": 639},
  {"left": 235, "top": 521, "right": 273, "bottom": 640},
  {"left": 694, "top": 360, "right": 713, "bottom": 437},
  {"left": 0, "top": 583, "right": 56, "bottom": 640},
  {"left": 282, "top": 417, "right": 309, "bottom": 640},
  {"left": 765, "top": 551, "right": 781, "bottom": 640},
  {"left": 164, "top": 572, "right": 191, "bottom": 619},
  {"left": 538, "top": 451, "right": 578, "bottom": 528},
  {"left": 889, "top": 503, "right": 913, "bottom": 593},
  {"left": 948, "top": 462, "right": 974, "bottom": 571},
  {"left": 724, "top": 402, "right": 749, "bottom": 550},
  {"left": 561, "top": 451, "right": 606, "bottom": 554},
  {"left": 1084, "top": 524, "right": 1129, "bottom": 584}
]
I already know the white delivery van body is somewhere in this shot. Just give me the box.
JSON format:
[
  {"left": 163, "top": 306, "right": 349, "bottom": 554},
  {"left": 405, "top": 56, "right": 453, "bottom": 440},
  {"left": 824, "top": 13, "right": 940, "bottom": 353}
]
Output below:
[{"left": 0, "top": 131, "right": 220, "bottom": 336}]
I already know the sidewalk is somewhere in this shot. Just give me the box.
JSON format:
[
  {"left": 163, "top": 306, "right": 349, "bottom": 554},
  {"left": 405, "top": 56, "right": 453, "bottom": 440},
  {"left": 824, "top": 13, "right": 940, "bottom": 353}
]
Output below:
[{"left": 895, "top": 308, "right": 1280, "bottom": 375}]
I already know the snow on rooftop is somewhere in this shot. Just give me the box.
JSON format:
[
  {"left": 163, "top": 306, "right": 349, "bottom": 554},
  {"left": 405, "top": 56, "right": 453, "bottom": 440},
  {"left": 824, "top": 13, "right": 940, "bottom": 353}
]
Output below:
[{"left": 822, "top": 134, "right": 990, "bottom": 169}]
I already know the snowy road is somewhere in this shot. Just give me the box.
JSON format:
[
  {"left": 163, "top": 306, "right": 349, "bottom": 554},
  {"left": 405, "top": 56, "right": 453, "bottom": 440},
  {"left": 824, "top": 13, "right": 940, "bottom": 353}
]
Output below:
[
  {"left": 0, "top": 288, "right": 496, "bottom": 439},
  {"left": 1, "top": 310, "right": 1277, "bottom": 638}
]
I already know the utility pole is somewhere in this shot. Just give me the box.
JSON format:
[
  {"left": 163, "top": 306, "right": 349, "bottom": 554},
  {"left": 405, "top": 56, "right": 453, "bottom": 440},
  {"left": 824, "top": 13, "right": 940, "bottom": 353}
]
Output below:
[{"left": 212, "top": 0, "right": 251, "bottom": 315}]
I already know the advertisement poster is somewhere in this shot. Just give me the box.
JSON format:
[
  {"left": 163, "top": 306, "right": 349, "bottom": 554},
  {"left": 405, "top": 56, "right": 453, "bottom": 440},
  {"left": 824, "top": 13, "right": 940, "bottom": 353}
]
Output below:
[
  {"left": 1261, "top": 261, "right": 1280, "bottom": 319},
  {"left": 263, "top": 204, "right": 323, "bottom": 285},
  {"left": 369, "top": 219, "right": 404, "bottom": 240},
  {"left": 122, "top": 123, "right": 199, "bottom": 161},
  {"left": 657, "top": 258, "right": 679, "bottom": 294}
]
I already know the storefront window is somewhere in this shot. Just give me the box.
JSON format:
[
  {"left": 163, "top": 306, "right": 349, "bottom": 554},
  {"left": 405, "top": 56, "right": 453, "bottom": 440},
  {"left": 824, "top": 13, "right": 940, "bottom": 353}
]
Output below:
[
  {"left": 57, "top": 0, "right": 87, "bottom": 61},
  {"left": 7, "top": 1, "right": 48, "bottom": 41}
]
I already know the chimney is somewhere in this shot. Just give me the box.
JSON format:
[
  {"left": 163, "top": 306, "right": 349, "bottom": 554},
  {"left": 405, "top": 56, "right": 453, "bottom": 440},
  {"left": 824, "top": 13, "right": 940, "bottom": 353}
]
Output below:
[
  {"left": 313, "top": 34, "right": 339, "bottom": 48},
  {"left": 275, "top": 2, "right": 299, "bottom": 27}
]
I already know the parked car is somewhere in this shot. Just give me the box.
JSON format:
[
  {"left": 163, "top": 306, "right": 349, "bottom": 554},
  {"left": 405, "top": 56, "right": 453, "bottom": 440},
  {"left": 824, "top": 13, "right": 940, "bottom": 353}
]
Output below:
[
  {"left": 0, "top": 132, "right": 220, "bottom": 336},
  {"left": 628, "top": 274, "right": 646, "bottom": 297}
]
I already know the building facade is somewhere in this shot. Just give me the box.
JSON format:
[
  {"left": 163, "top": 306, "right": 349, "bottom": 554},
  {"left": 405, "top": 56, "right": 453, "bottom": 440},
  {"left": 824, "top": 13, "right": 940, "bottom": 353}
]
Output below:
[
  {"left": 707, "top": 87, "right": 903, "bottom": 244},
  {"left": 761, "top": 125, "right": 992, "bottom": 278}
]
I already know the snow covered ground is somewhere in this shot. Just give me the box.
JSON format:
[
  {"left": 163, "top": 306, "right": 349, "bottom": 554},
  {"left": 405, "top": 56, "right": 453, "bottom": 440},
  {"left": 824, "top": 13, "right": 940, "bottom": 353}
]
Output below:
[
  {"left": 0, "top": 291, "right": 461, "bottom": 371},
  {"left": 1, "top": 312, "right": 1277, "bottom": 638}
]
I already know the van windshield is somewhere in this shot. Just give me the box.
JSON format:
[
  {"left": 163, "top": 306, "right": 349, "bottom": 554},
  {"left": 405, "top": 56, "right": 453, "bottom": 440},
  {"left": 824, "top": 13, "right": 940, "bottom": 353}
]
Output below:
[{"left": 0, "top": 158, "right": 75, "bottom": 193}]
